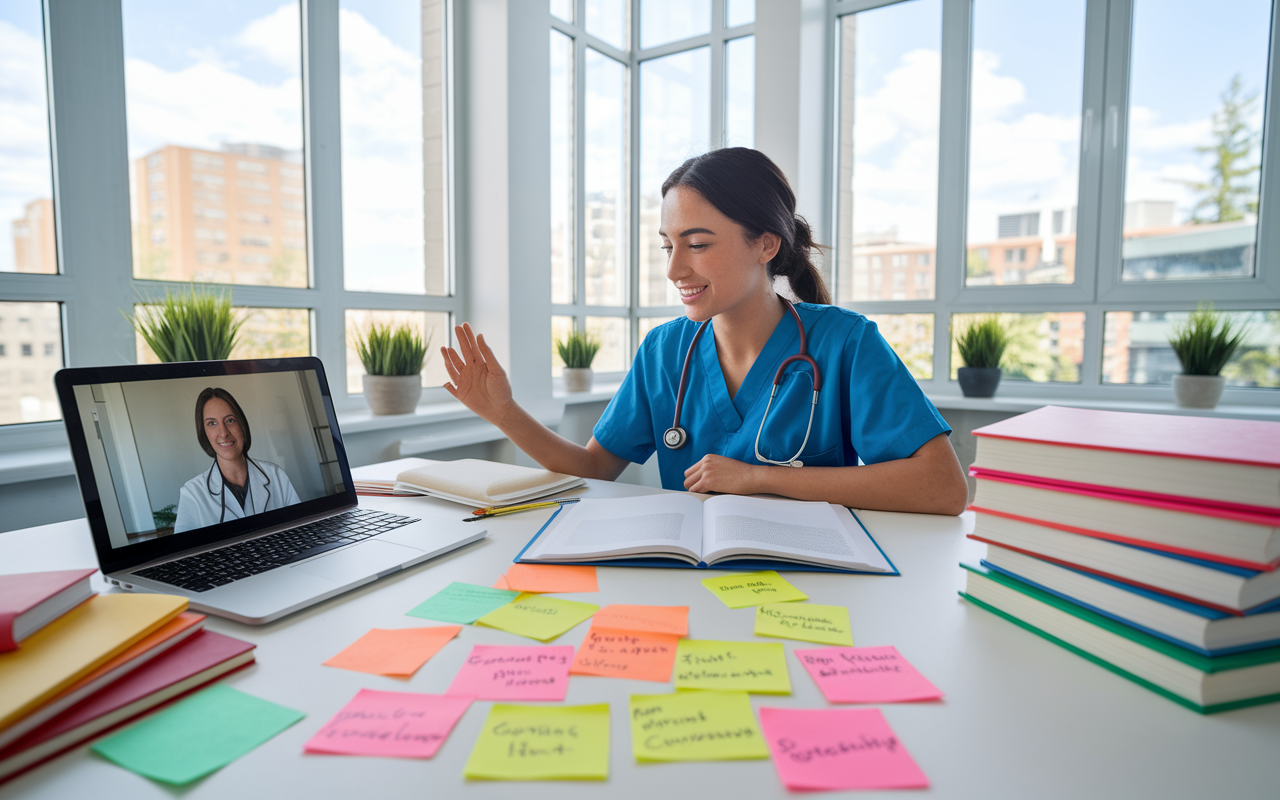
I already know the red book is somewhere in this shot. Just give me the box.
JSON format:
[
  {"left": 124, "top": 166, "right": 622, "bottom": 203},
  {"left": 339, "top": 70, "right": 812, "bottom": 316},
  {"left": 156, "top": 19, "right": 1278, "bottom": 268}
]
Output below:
[{"left": 0, "top": 569, "right": 97, "bottom": 652}]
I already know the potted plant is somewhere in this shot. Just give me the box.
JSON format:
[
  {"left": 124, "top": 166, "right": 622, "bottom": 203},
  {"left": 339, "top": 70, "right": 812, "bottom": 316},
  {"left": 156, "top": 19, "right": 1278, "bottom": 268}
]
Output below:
[
  {"left": 557, "top": 330, "right": 601, "bottom": 392},
  {"left": 125, "top": 284, "right": 244, "bottom": 362},
  {"left": 955, "top": 316, "right": 1009, "bottom": 398},
  {"left": 354, "top": 324, "right": 429, "bottom": 415},
  {"left": 1168, "top": 305, "right": 1246, "bottom": 409}
]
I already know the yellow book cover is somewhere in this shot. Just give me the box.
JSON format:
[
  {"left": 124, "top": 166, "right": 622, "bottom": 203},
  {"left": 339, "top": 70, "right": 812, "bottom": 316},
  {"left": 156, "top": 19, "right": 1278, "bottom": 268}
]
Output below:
[{"left": 0, "top": 593, "right": 188, "bottom": 732}]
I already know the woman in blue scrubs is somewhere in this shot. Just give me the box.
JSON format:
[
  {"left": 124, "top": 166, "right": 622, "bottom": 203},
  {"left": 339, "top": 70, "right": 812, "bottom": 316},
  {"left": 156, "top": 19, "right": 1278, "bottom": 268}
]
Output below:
[{"left": 442, "top": 148, "right": 967, "bottom": 514}]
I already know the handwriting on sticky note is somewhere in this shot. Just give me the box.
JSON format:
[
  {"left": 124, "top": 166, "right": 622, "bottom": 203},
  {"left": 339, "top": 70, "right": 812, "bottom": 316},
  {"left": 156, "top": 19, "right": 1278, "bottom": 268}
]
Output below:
[
  {"left": 303, "top": 690, "right": 471, "bottom": 759},
  {"left": 406, "top": 582, "right": 519, "bottom": 624},
  {"left": 464, "top": 703, "right": 610, "bottom": 780},
  {"left": 757, "top": 707, "right": 929, "bottom": 790},
  {"left": 503, "top": 563, "right": 599, "bottom": 593},
  {"left": 795, "top": 646, "right": 943, "bottom": 703},
  {"left": 570, "top": 627, "right": 679, "bottom": 682},
  {"left": 629, "top": 691, "right": 769, "bottom": 762},
  {"left": 592, "top": 604, "right": 689, "bottom": 636},
  {"left": 475, "top": 594, "right": 599, "bottom": 641},
  {"left": 323, "top": 626, "right": 461, "bottom": 677},
  {"left": 446, "top": 644, "right": 574, "bottom": 701},
  {"left": 701, "top": 571, "right": 808, "bottom": 609},
  {"left": 673, "top": 640, "right": 790, "bottom": 694},
  {"left": 754, "top": 603, "right": 853, "bottom": 646}
]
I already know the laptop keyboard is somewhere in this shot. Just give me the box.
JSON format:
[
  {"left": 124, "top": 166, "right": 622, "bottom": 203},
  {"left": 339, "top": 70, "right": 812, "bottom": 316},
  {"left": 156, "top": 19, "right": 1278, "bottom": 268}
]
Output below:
[{"left": 133, "top": 509, "right": 420, "bottom": 593}]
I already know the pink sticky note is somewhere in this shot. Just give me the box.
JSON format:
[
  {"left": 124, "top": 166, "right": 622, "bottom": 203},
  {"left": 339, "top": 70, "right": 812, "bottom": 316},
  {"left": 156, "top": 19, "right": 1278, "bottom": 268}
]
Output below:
[
  {"left": 758, "top": 707, "right": 929, "bottom": 791},
  {"left": 304, "top": 689, "right": 472, "bottom": 759},
  {"left": 445, "top": 644, "right": 574, "bottom": 701},
  {"left": 795, "top": 646, "right": 943, "bottom": 703}
]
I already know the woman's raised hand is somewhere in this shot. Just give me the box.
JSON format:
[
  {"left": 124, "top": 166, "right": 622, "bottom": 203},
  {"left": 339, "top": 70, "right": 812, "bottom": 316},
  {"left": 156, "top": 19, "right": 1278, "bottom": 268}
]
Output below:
[{"left": 441, "top": 323, "right": 514, "bottom": 424}]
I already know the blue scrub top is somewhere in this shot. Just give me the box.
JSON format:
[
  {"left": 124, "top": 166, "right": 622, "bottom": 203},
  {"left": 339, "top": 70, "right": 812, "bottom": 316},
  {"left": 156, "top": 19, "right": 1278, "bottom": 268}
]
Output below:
[{"left": 593, "top": 303, "right": 951, "bottom": 492}]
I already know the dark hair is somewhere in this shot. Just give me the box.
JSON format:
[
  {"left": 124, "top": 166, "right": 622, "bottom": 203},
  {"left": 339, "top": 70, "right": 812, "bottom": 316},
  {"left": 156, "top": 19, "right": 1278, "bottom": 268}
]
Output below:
[
  {"left": 194, "top": 387, "right": 251, "bottom": 459},
  {"left": 661, "top": 148, "right": 830, "bottom": 305}
]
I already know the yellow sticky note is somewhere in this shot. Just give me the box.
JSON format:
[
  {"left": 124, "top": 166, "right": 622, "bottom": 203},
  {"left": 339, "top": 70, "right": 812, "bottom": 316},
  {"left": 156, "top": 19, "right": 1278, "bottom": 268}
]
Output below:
[
  {"left": 673, "top": 640, "right": 791, "bottom": 694},
  {"left": 476, "top": 595, "right": 599, "bottom": 642},
  {"left": 464, "top": 703, "right": 609, "bottom": 780},
  {"left": 700, "top": 571, "right": 808, "bottom": 609},
  {"left": 754, "top": 603, "right": 854, "bottom": 646},
  {"left": 629, "top": 690, "right": 768, "bottom": 762}
]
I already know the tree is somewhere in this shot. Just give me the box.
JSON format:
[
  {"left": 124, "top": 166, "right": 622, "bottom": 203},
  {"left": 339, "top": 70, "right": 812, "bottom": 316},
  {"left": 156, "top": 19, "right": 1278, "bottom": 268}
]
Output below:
[{"left": 1174, "top": 74, "right": 1260, "bottom": 224}]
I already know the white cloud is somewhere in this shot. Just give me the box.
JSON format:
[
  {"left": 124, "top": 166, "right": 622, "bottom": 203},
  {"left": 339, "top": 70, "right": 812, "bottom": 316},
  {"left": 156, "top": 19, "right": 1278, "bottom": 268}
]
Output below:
[
  {"left": 0, "top": 21, "right": 54, "bottom": 273},
  {"left": 235, "top": 3, "right": 301, "bottom": 72}
]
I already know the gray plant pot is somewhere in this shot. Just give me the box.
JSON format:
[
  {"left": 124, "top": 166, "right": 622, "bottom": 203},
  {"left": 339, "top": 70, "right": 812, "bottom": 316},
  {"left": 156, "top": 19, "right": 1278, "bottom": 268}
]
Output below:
[
  {"left": 1173, "top": 374, "right": 1225, "bottom": 409},
  {"left": 363, "top": 374, "right": 422, "bottom": 415},
  {"left": 958, "top": 367, "right": 1002, "bottom": 398},
  {"left": 563, "top": 367, "right": 594, "bottom": 393}
]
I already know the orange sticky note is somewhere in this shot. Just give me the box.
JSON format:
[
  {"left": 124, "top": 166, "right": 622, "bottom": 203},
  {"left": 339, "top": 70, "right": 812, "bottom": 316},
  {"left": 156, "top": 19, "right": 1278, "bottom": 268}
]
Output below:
[
  {"left": 502, "top": 564, "right": 599, "bottom": 593},
  {"left": 493, "top": 574, "right": 511, "bottom": 590},
  {"left": 570, "top": 626, "right": 680, "bottom": 682},
  {"left": 323, "top": 626, "right": 462, "bottom": 677},
  {"left": 593, "top": 604, "right": 689, "bottom": 637}
]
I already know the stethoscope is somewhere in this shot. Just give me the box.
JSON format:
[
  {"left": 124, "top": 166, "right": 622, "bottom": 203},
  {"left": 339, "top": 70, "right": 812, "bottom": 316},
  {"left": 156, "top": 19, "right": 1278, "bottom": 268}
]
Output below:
[
  {"left": 204, "top": 456, "right": 272, "bottom": 524},
  {"left": 663, "top": 297, "right": 823, "bottom": 468}
]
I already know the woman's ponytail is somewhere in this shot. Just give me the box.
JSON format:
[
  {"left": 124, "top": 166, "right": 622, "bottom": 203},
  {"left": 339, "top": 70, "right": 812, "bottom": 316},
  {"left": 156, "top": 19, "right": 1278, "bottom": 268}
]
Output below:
[{"left": 769, "top": 214, "right": 830, "bottom": 305}]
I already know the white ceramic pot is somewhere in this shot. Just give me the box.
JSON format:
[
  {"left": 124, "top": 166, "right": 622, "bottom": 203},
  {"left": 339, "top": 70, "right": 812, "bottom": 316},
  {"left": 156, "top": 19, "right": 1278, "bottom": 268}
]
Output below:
[
  {"left": 563, "top": 367, "right": 594, "bottom": 393},
  {"left": 363, "top": 374, "right": 422, "bottom": 415},
  {"left": 1173, "top": 374, "right": 1225, "bottom": 409}
]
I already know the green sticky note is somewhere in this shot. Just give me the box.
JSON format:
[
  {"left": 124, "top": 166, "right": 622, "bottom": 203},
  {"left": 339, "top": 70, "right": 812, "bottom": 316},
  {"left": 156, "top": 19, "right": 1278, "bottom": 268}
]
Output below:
[
  {"left": 754, "top": 602, "right": 854, "bottom": 646},
  {"left": 407, "top": 581, "right": 520, "bottom": 624},
  {"left": 464, "top": 703, "right": 609, "bottom": 780},
  {"left": 700, "top": 571, "right": 808, "bottom": 609},
  {"left": 673, "top": 639, "right": 791, "bottom": 694},
  {"left": 630, "top": 690, "right": 768, "bottom": 762},
  {"left": 476, "top": 594, "right": 599, "bottom": 641},
  {"left": 91, "top": 684, "right": 304, "bottom": 785}
]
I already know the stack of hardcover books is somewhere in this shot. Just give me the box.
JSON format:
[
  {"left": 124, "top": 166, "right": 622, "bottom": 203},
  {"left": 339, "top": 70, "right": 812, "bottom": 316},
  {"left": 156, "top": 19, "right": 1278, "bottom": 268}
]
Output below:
[{"left": 959, "top": 405, "right": 1280, "bottom": 713}]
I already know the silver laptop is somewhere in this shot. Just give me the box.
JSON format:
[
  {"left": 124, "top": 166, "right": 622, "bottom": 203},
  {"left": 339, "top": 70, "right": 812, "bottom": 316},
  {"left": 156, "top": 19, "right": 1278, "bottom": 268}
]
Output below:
[{"left": 55, "top": 356, "right": 486, "bottom": 624}]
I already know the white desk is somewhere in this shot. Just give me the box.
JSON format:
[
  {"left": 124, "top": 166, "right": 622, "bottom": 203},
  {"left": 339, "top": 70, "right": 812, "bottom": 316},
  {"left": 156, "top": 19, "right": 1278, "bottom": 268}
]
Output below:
[{"left": 2, "top": 471, "right": 1278, "bottom": 799}]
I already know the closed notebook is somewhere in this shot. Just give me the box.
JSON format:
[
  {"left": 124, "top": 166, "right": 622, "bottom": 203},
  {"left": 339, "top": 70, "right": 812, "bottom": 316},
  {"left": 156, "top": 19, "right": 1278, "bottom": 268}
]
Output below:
[
  {"left": 395, "top": 459, "right": 584, "bottom": 507},
  {"left": 0, "top": 569, "right": 96, "bottom": 652}
]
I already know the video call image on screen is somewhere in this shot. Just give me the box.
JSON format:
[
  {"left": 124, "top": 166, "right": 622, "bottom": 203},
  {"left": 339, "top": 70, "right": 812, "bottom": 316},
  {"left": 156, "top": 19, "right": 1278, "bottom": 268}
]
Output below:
[{"left": 71, "top": 369, "right": 345, "bottom": 548}]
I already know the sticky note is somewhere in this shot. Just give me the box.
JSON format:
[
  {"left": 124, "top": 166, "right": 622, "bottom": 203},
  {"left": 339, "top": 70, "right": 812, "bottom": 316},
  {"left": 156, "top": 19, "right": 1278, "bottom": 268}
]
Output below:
[
  {"left": 493, "top": 574, "right": 511, "bottom": 590},
  {"left": 446, "top": 644, "right": 575, "bottom": 701},
  {"left": 323, "top": 626, "right": 461, "bottom": 676},
  {"left": 701, "top": 571, "right": 808, "bottom": 608},
  {"left": 503, "top": 563, "right": 599, "bottom": 593},
  {"left": 758, "top": 707, "right": 929, "bottom": 790},
  {"left": 303, "top": 690, "right": 471, "bottom": 759},
  {"left": 406, "top": 582, "right": 519, "bottom": 624},
  {"left": 629, "top": 691, "right": 768, "bottom": 762},
  {"left": 92, "top": 684, "right": 304, "bottom": 785},
  {"left": 795, "top": 646, "right": 943, "bottom": 703},
  {"left": 673, "top": 640, "right": 790, "bottom": 694},
  {"left": 570, "top": 626, "right": 680, "bottom": 682},
  {"left": 592, "top": 604, "right": 689, "bottom": 636},
  {"left": 754, "top": 603, "right": 854, "bottom": 646},
  {"left": 464, "top": 703, "right": 610, "bottom": 780},
  {"left": 476, "top": 595, "right": 599, "bottom": 641}
]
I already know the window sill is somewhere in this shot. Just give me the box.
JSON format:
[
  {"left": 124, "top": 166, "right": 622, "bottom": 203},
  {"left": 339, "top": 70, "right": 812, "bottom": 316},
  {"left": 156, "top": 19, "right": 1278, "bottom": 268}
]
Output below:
[
  {"left": 555, "top": 382, "right": 623, "bottom": 405},
  {"left": 924, "top": 393, "right": 1280, "bottom": 421}
]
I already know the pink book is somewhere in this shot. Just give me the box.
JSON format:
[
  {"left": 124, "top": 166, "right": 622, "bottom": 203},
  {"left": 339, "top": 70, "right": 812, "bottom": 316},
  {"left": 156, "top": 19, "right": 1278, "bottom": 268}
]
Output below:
[{"left": 0, "top": 569, "right": 96, "bottom": 652}]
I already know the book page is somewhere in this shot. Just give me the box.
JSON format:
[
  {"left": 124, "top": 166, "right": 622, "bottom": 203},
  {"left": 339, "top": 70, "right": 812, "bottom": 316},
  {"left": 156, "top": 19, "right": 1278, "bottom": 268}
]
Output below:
[
  {"left": 701, "top": 496, "right": 890, "bottom": 572},
  {"left": 522, "top": 494, "right": 705, "bottom": 563}
]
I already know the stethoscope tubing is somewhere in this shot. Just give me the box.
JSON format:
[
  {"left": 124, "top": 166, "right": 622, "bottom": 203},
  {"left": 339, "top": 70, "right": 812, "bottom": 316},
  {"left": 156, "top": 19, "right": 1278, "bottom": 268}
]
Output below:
[{"left": 205, "top": 455, "right": 272, "bottom": 524}]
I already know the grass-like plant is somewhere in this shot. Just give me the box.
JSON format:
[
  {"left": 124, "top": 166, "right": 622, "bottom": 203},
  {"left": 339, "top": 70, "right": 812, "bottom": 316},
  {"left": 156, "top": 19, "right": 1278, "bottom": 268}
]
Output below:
[
  {"left": 125, "top": 285, "right": 244, "bottom": 362},
  {"left": 354, "top": 324, "right": 429, "bottom": 376},
  {"left": 1168, "top": 305, "right": 1247, "bottom": 376},
  {"left": 557, "top": 330, "right": 601, "bottom": 369},
  {"left": 955, "top": 316, "right": 1009, "bottom": 370}
]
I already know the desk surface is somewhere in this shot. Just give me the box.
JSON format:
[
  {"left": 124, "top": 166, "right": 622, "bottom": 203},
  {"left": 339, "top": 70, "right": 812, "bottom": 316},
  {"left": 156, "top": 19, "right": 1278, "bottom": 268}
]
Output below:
[{"left": 2, "top": 469, "right": 1278, "bottom": 800}]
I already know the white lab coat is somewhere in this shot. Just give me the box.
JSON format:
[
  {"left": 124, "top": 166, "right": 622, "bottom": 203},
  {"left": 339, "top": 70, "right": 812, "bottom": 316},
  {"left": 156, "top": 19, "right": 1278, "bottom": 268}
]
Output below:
[{"left": 174, "top": 458, "right": 302, "bottom": 533}]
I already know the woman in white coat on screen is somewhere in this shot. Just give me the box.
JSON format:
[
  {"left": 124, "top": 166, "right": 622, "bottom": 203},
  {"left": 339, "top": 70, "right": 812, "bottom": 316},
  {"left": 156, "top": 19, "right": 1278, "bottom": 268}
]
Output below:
[{"left": 174, "top": 387, "right": 301, "bottom": 533}]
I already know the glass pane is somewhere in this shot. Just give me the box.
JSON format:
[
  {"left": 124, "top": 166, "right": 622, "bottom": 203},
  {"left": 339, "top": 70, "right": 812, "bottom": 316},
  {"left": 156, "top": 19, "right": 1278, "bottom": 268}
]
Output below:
[
  {"left": 965, "top": 0, "right": 1085, "bottom": 288},
  {"left": 123, "top": 1, "right": 307, "bottom": 287},
  {"left": 585, "top": 49, "right": 628, "bottom": 306},
  {"left": 638, "top": 315, "right": 677, "bottom": 346},
  {"left": 724, "top": 36, "right": 754, "bottom": 148},
  {"left": 586, "top": 0, "right": 626, "bottom": 50},
  {"left": 1103, "top": 311, "right": 1280, "bottom": 387},
  {"left": 639, "top": 47, "right": 710, "bottom": 306},
  {"left": 586, "top": 316, "right": 627, "bottom": 372},
  {"left": 836, "top": 2, "right": 940, "bottom": 303},
  {"left": 551, "top": 0, "right": 573, "bottom": 23},
  {"left": 863, "top": 313, "right": 933, "bottom": 380},
  {"left": 726, "top": 0, "right": 754, "bottom": 28},
  {"left": 0, "top": 302, "right": 62, "bottom": 425},
  {"left": 950, "top": 312, "right": 1084, "bottom": 382},
  {"left": 551, "top": 30, "right": 575, "bottom": 305},
  {"left": 552, "top": 315, "right": 573, "bottom": 377},
  {"left": 1120, "top": 0, "right": 1270, "bottom": 282},
  {"left": 135, "top": 306, "right": 310, "bottom": 364},
  {"left": 640, "top": 0, "right": 710, "bottom": 49},
  {"left": 345, "top": 309, "right": 449, "bottom": 394},
  {"left": 1, "top": 2, "right": 56, "bottom": 275}
]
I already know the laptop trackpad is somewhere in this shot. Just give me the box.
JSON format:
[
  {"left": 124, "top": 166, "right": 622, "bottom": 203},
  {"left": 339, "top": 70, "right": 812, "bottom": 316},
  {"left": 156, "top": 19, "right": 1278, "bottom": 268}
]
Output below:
[{"left": 290, "top": 540, "right": 424, "bottom": 583}]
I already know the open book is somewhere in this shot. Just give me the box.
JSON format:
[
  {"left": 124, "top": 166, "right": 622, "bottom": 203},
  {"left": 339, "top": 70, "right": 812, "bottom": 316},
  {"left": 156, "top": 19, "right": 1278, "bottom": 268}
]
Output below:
[
  {"left": 394, "top": 459, "right": 585, "bottom": 508},
  {"left": 516, "top": 494, "right": 896, "bottom": 574}
]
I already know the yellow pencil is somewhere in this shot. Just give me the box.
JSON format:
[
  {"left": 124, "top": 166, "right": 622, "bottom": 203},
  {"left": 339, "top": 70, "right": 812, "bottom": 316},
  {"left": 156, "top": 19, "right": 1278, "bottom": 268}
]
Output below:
[{"left": 464, "top": 498, "right": 580, "bottom": 521}]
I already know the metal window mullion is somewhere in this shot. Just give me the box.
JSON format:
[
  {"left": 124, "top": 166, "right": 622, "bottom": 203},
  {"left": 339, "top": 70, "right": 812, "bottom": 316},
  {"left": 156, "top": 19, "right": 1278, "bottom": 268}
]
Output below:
[
  {"left": 1253, "top": 0, "right": 1280, "bottom": 297},
  {"left": 710, "top": 0, "right": 725, "bottom": 149},
  {"left": 833, "top": 0, "right": 910, "bottom": 15},
  {"left": 574, "top": 29, "right": 588, "bottom": 330},
  {"left": 629, "top": 0, "right": 643, "bottom": 353},
  {"left": 636, "top": 35, "right": 714, "bottom": 62}
]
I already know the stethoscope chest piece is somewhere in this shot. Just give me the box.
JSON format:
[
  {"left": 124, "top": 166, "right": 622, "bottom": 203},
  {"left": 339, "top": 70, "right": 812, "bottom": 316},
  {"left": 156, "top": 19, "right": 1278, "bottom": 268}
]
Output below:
[{"left": 663, "top": 427, "right": 688, "bottom": 449}]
